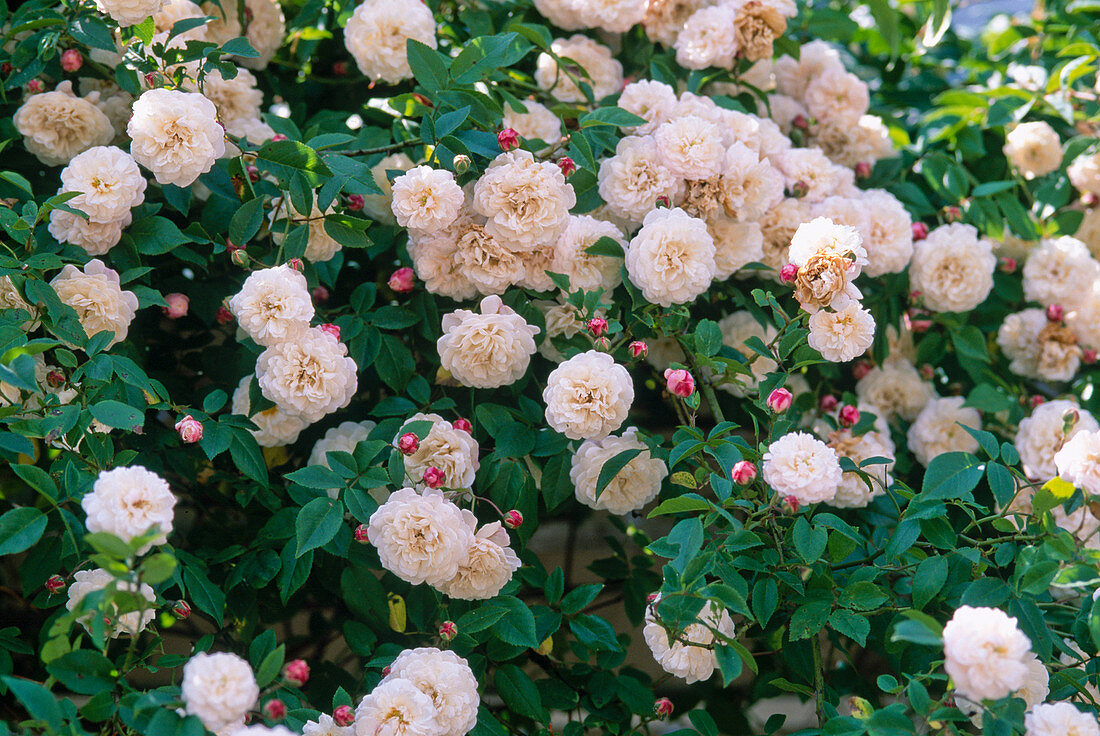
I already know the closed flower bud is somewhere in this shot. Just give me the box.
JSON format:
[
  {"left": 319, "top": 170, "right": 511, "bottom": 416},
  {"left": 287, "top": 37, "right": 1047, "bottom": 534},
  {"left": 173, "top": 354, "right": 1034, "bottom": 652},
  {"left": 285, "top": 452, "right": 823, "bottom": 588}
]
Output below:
[
  {"left": 271, "top": 134, "right": 288, "bottom": 142},
  {"left": 312, "top": 285, "right": 330, "bottom": 303},
  {"left": 172, "top": 600, "right": 191, "bottom": 619},
  {"left": 587, "top": 317, "right": 608, "bottom": 337},
  {"left": 497, "top": 128, "right": 520, "bottom": 151},
  {"left": 594, "top": 336, "right": 611, "bottom": 351},
  {"left": 439, "top": 620, "right": 457, "bottom": 641},
  {"left": 557, "top": 157, "right": 576, "bottom": 177},
  {"left": 175, "top": 415, "right": 203, "bottom": 443},
  {"left": 397, "top": 432, "right": 419, "bottom": 455},
  {"left": 852, "top": 360, "right": 873, "bottom": 380},
  {"left": 263, "top": 700, "right": 286, "bottom": 721},
  {"left": 766, "top": 387, "right": 793, "bottom": 413},
  {"left": 354, "top": 524, "right": 370, "bottom": 543},
  {"left": 663, "top": 368, "right": 695, "bottom": 397},
  {"left": 654, "top": 698, "right": 674, "bottom": 718},
  {"left": 504, "top": 510, "right": 523, "bottom": 529},
  {"left": 819, "top": 394, "right": 838, "bottom": 412},
  {"left": 839, "top": 404, "right": 860, "bottom": 428},
  {"left": 26, "top": 79, "right": 43, "bottom": 94},
  {"left": 45, "top": 575, "right": 65, "bottom": 594},
  {"left": 854, "top": 161, "right": 872, "bottom": 179},
  {"left": 1029, "top": 395, "right": 1045, "bottom": 408},
  {"left": 790, "top": 180, "right": 810, "bottom": 198},
  {"left": 346, "top": 194, "right": 364, "bottom": 211},
  {"left": 942, "top": 205, "right": 962, "bottom": 222},
  {"left": 422, "top": 466, "right": 445, "bottom": 488},
  {"left": 230, "top": 249, "right": 250, "bottom": 267},
  {"left": 1085, "top": 348, "right": 1098, "bottom": 364},
  {"left": 911, "top": 221, "right": 929, "bottom": 240},
  {"left": 998, "top": 256, "right": 1017, "bottom": 273},
  {"left": 319, "top": 323, "right": 341, "bottom": 341},
  {"left": 628, "top": 340, "right": 648, "bottom": 359},
  {"left": 655, "top": 195, "right": 671, "bottom": 209},
  {"left": 60, "top": 49, "right": 83, "bottom": 73},
  {"left": 163, "top": 292, "right": 189, "bottom": 319},
  {"left": 731, "top": 460, "right": 757, "bottom": 486},
  {"left": 919, "top": 363, "right": 935, "bottom": 380},
  {"left": 452, "top": 154, "right": 471, "bottom": 174},
  {"left": 333, "top": 706, "right": 355, "bottom": 728},
  {"left": 779, "top": 263, "right": 799, "bottom": 283},
  {"left": 388, "top": 267, "right": 415, "bottom": 293},
  {"left": 283, "top": 659, "right": 309, "bottom": 686},
  {"left": 1046, "top": 303, "right": 1064, "bottom": 322},
  {"left": 46, "top": 370, "right": 65, "bottom": 389},
  {"left": 410, "top": 93, "right": 433, "bottom": 108},
  {"left": 332, "top": 61, "right": 348, "bottom": 76},
  {"left": 782, "top": 495, "right": 801, "bottom": 513},
  {"left": 247, "top": 165, "right": 260, "bottom": 182},
  {"left": 287, "top": 258, "right": 304, "bottom": 272},
  {"left": 791, "top": 114, "right": 809, "bottom": 130},
  {"left": 215, "top": 305, "right": 234, "bottom": 324},
  {"left": 453, "top": 417, "right": 473, "bottom": 433}
]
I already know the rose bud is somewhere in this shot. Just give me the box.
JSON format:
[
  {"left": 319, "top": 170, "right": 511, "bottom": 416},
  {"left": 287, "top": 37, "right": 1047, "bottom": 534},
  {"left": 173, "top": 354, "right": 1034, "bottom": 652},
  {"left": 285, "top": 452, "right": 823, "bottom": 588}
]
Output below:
[
  {"left": 423, "top": 467, "right": 445, "bottom": 488},
  {"left": 998, "top": 256, "right": 1017, "bottom": 273},
  {"left": 497, "top": 128, "right": 520, "bottom": 151},
  {"left": 838, "top": 404, "right": 860, "bottom": 428},
  {"left": 453, "top": 417, "right": 473, "bottom": 433},
  {"left": 1063, "top": 408, "right": 1080, "bottom": 431},
  {"left": 230, "top": 249, "right": 250, "bottom": 267},
  {"left": 354, "top": 524, "right": 370, "bottom": 543},
  {"left": 852, "top": 360, "right": 873, "bottom": 381},
  {"left": 655, "top": 195, "right": 671, "bottom": 209},
  {"left": 263, "top": 700, "right": 286, "bottom": 721},
  {"left": 654, "top": 698, "right": 674, "bottom": 719},
  {"left": 731, "top": 461, "right": 757, "bottom": 486},
  {"left": 332, "top": 61, "right": 348, "bottom": 76},
  {"left": 1084, "top": 192, "right": 1099, "bottom": 207},
  {"left": 346, "top": 194, "right": 364, "bottom": 211},
  {"left": 45, "top": 575, "right": 66, "bottom": 594},
  {"left": 819, "top": 394, "right": 838, "bottom": 412},
  {"left": 557, "top": 157, "right": 577, "bottom": 177},
  {"left": 1029, "top": 395, "right": 1046, "bottom": 409},
  {"left": 646, "top": 592, "right": 659, "bottom": 604},
  {"left": 663, "top": 368, "right": 695, "bottom": 398},
  {"left": 1046, "top": 303, "right": 1064, "bottom": 322},
  {"left": 766, "top": 387, "right": 793, "bottom": 413},
  {"left": 782, "top": 495, "right": 801, "bottom": 514},
  {"left": 287, "top": 258, "right": 304, "bottom": 271},
  {"left": 791, "top": 114, "right": 809, "bottom": 130},
  {"left": 247, "top": 165, "right": 260, "bottom": 183},
  {"left": 320, "top": 323, "right": 341, "bottom": 341},
  {"left": 453, "top": 155, "right": 471, "bottom": 174},
  {"left": 46, "top": 370, "right": 66, "bottom": 389},
  {"left": 779, "top": 264, "right": 798, "bottom": 283},
  {"left": 854, "top": 161, "right": 872, "bottom": 179},
  {"left": 942, "top": 205, "right": 962, "bottom": 223},
  {"left": 333, "top": 706, "right": 355, "bottom": 728},
  {"left": 587, "top": 317, "right": 608, "bottom": 337},
  {"left": 388, "top": 267, "right": 416, "bottom": 293},
  {"left": 175, "top": 415, "right": 203, "bottom": 444},
  {"left": 397, "top": 432, "right": 420, "bottom": 455},
  {"left": 60, "top": 49, "right": 83, "bottom": 73},
  {"left": 628, "top": 340, "right": 648, "bottom": 359},
  {"left": 790, "top": 180, "right": 810, "bottom": 198},
  {"left": 26, "top": 79, "right": 43, "bottom": 94},
  {"left": 919, "top": 364, "right": 935, "bottom": 380},
  {"left": 439, "top": 620, "right": 457, "bottom": 642},
  {"left": 271, "top": 134, "right": 289, "bottom": 142},
  {"left": 911, "top": 222, "right": 929, "bottom": 240},
  {"left": 172, "top": 600, "right": 192, "bottom": 619},
  {"left": 215, "top": 305, "right": 234, "bottom": 325},
  {"left": 503, "top": 510, "right": 523, "bottom": 529},
  {"left": 312, "top": 285, "right": 330, "bottom": 303},
  {"left": 283, "top": 659, "right": 310, "bottom": 686},
  {"left": 163, "top": 292, "right": 189, "bottom": 319},
  {"left": 594, "top": 336, "right": 611, "bottom": 351},
  {"left": 1085, "top": 349, "right": 1098, "bottom": 365}
]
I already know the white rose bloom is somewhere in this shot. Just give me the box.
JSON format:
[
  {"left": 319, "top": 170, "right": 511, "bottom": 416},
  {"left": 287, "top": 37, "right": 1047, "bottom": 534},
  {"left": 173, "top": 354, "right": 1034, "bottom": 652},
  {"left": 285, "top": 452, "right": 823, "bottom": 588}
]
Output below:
[
  {"left": 619, "top": 80, "right": 677, "bottom": 135},
  {"left": 570, "top": 428, "right": 668, "bottom": 514},
  {"left": 304, "top": 715, "right": 353, "bottom": 736},
  {"left": 942, "top": 606, "right": 1032, "bottom": 702},
  {"left": 437, "top": 295, "right": 539, "bottom": 389},
  {"left": 1015, "top": 400, "right": 1098, "bottom": 481},
  {"left": 996, "top": 308, "right": 1080, "bottom": 381},
  {"left": 0, "top": 276, "right": 38, "bottom": 331},
  {"left": 128, "top": 88, "right": 226, "bottom": 187},
  {"left": 552, "top": 215, "right": 627, "bottom": 292},
  {"left": 644, "top": 596, "right": 735, "bottom": 684},
  {"left": 344, "top": 0, "right": 436, "bottom": 83},
  {"left": 535, "top": 0, "right": 647, "bottom": 32},
  {"left": 788, "top": 216, "right": 868, "bottom": 313},
  {"left": 391, "top": 166, "right": 465, "bottom": 233},
  {"left": 48, "top": 208, "right": 129, "bottom": 256},
  {"left": 860, "top": 189, "right": 913, "bottom": 277},
  {"left": 231, "top": 375, "right": 309, "bottom": 447},
  {"left": 759, "top": 197, "right": 812, "bottom": 275},
  {"left": 1068, "top": 283, "right": 1100, "bottom": 352},
  {"left": 825, "top": 422, "right": 895, "bottom": 509},
  {"left": 803, "top": 68, "right": 869, "bottom": 126},
  {"left": 653, "top": 116, "right": 726, "bottom": 180},
  {"left": 909, "top": 223, "right": 996, "bottom": 313},
  {"left": 710, "top": 217, "right": 765, "bottom": 280},
  {"left": 716, "top": 311, "right": 777, "bottom": 395},
  {"left": 228, "top": 265, "right": 314, "bottom": 347},
  {"left": 152, "top": 0, "right": 208, "bottom": 42},
  {"left": 907, "top": 397, "right": 982, "bottom": 467},
  {"left": 642, "top": 0, "right": 710, "bottom": 45},
  {"left": 535, "top": 35, "right": 623, "bottom": 103},
  {"left": 66, "top": 568, "right": 156, "bottom": 638},
  {"left": 362, "top": 153, "right": 416, "bottom": 225},
  {"left": 774, "top": 40, "right": 843, "bottom": 98},
  {"left": 384, "top": 649, "right": 479, "bottom": 736},
  {"left": 59, "top": 146, "right": 146, "bottom": 223},
  {"left": 82, "top": 466, "right": 176, "bottom": 553},
  {"left": 1023, "top": 236, "right": 1099, "bottom": 309},
  {"left": 439, "top": 517, "right": 521, "bottom": 600},
  {"left": 762, "top": 431, "right": 843, "bottom": 505},
  {"left": 597, "top": 135, "right": 682, "bottom": 223},
  {"left": 185, "top": 64, "right": 263, "bottom": 126},
  {"left": 409, "top": 222, "right": 481, "bottom": 301},
  {"left": 1075, "top": 207, "right": 1100, "bottom": 260},
  {"left": 543, "top": 350, "right": 633, "bottom": 440},
  {"left": 812, "top": 115, "right": 897, "bottom": 170},
  {"left": 502, "top": 101, "right": 562, "bottom": 143},
  {"left": 1055, "top": 430, "right": 1100, "bottom": 495},
  {"left": 626, "top": 207, "right": 716, "bottom": 307},
  {"left": 226, "top": 116, "right": 276, "bottom": 148},
  {"left": 367, "top": 487, "right": 474, "bottom": 587},
  {"left": 675, "top": 4, "right": 739, "bottom": 70},
  {"left": 1025, "top": 702, "right": 1100, "bottom": 736},
  {"left": 234, "top": 0, "right": 284, "bottom": 69},
  {"left": 767, "top": 93, "right": 808, "bottom": 133},
  {"left": 309, "top": 420, "right": 378, "bottom": 468},
  {"left": 233, "top": 726, "right": 297, "bottom": 736},
  {"left": 398, "top": 413, "right": 480, "bottom": 490},
  {"left": 1070, "top": 153, "right": 1100, "bottom": 197},
  {"left": 96, "top": 0, "right": 167, "bottom": 25},
  {"left": 717, "top": 143, "right": 784, "bottom": 222},
  {"left": 13, "top": 81, "right": 114, "bottom": 166},
  {"left": 1004, "top": 121, "right": 1062, "bottom": 179},
  {"left": 355, "top": 678, "right": 443, "bottom": 736},
  {"left": 472, "top": 150, "right": 576, "bottom": 249},
  {"left": 50, "top": 259, "right": 138, "bottom": 348},
  {"left": 772, "top": 147, "right": 853, "bottom": 204},
  {"left": 182, "top": 652, "right": 259, "bottom": 733},
  {"left": 256, "top": 327, "right": 358, "bottom": 422},
  {"left": 807, "top": 303, "right": 875, "bottom": 363},
  {"left": 855, "top": 360, "right": 934, "bottom": 421}
]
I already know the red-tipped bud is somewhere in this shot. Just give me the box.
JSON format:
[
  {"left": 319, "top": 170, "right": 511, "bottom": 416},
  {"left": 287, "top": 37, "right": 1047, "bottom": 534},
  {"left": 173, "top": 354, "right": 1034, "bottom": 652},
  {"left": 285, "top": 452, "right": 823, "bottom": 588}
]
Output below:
[
  {"left": 942, "top": 205, "right": 962, "bottom": 223},
  {"left": 919, "top": 363, "right": 935, "bottom": 380},
  {"left": 45, "top": 575, "right": 65, "bottom": 594},
  {"left": 453, "top": 155, "right": 471, "bottom": 174},
  {"left": 60, "top": 49, "right": 83, "bottom": 73},
  {"left": 216, "top": 305, "right": 235, "bottom": 325},
  {"left": 587, "top": 317, "right": 608, "bottom": 337},
  {"left": 503, "top": 510, "right": 523, "bottom": 529},
  {"left": 557, "top": 157, "right": 576, "bottom": 177},
  {"left": 655, "top": 195, "right": 671, "bottom": 209},
  {"left": 852, "top": 360, "right": 873, "bottom": 381},
  {"left": 247, "top": 165, "right": 260, "bottom": 183},
  {"left": 144, "top": 73, "right": 158, "bottom": 88},
  {"left": 230, "top": 249, "right": 250, "bottom": 267},
  {"left": 766, "top": 387, "right": 793, "bottom": 413},
  {"left": 594, "top": 336, "right": 611, "bottom": 351},
  {"left": 628, "top": 340, "right": 648, "bottom": 359},
  {"left": 163, "top": 292, "right": 189, "bottom": 319},
  {"left": 854, "top": 162, "right": 872, "bottom": 179},
  {"left": 410, "top": 93, "right": 433, "bottom": 108},
  {"left": 655, "top": 698, "right": 674, "bottom": 718},
  {"left": 646, "top": 592, "right": 659, "bottom": 604},
  {"left": 333, "top": 61, "right": 348, "bottom": 76},
  {"left": 998, "top": 256, "right": 1017, "bottom": 273},
  {"left": 398, "top": 433, "right": 420, "bottom": 455},
  {"left": 791, "top": 114, "right": 809, "bottom": 130},
  {"left": 1046, "top": 303, "right": 1064, "bottom": 322},
  {"left": 663, "top": 368, "right": 695, "bottom": 398},
  {"left": 453, "top": 417, "right": 472, "bottom": 433},
  {"left": 439, "top": 620, "right": 457, "bottom": 641},
  {"left": 1030, "top": 395, "right": 1046, "bottom": 409},
  {"left": 389, "top": 267, "right": 416, "bottom": 293},
  {"left": 790, "top": 180, "right": 810, "bottom": 199},
  {"left": 312, "top": 286, "right": 330, "bottom": 303},
  {"left": 423, "top": 467, "right": 445, "bottom": 488},
  {"left": 819, "top": 394, "right": 838, "bottom": 412},
  {"left": 320, "top": 323, "right": 341, "bottom": 341},
  {"left": 354, "top": 524, "right": 370, "bottom": 543},
  {"left": 497, "top": 128, "right": 520, "bottom": 151},
  {"left": 779, "top": 264, "right": 799, "bottom": 283},
  {"left": 838, "top": 404, "right": 860, "bottom": 428},
  {"left": 26, "top": 79, "right": 43, "bottom": 94},
  {"left": 175, "top": 415, "right": 203, "bottom": 444},
  {"left": 731, "top": 461, "right": 757, "bottom": 486},
  {"left": 284, "top": 659, "right": 310, "bottom": 686},
  {"left": 782, "top": 495, "right": 801, "bottom": 514},
  {"left": 333, "top": 706, "right": 355, "bottom": 728},
  {"left": 46, "top": 370, "right": 65, "bottom": 389},
  {"left": 173, "top": 600, "right": 192, "bottom": 619},
  {"left": 263, "top": 700, "right": 286, "bottom": 721},
  {"left": 287, "top": 258, "right": 304, "bottom": 272},
  {"left": 271, "top": 134, "right": 289, "bottom": 142},
  {"left": 346, "top": 194, "right": 364, "bottom": 211},
  {"left": 911, "top": 222, "right": 929, "bottom": 241},
  {"left": 1085, "top": 349, "right": 1097, "bottom": 364}
]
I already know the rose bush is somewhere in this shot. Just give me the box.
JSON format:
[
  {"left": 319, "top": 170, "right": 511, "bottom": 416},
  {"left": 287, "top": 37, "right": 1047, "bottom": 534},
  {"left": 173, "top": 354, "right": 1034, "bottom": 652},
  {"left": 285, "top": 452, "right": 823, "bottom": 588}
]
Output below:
[{"left": 6, "top": 0, "right": 1100, "bottom": 735}]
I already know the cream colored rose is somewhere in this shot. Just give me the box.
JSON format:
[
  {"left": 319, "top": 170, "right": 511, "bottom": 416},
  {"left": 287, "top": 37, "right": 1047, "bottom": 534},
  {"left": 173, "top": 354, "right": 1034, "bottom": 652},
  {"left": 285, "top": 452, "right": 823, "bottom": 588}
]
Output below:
[
  {"left": 437, "top": 295, "right": 539, "bottom": 389},
  {"left": 803, "top": 67, "right": 869, "bottom": 126},
  {"left": 48, "top": 208, "right": 130, "bottom": 256},
  {"left": 472, "top": 150, "right": 575, "bottom": 249},
  {"left": 644, "top": 595, "right": 735, "bottom": 684},
  {"left": 128, "top": 88, "right": 226, "bottom": 187},
  {"left": 67, "top": 568, "right": 156, "bottom": 638},
  {"left": 391, "top": 166, "right": 464, "bottom": 232},
  {"left": 1022, "top": 236, "right": 1099, "bottom": 309},
  {"left": 675, "top": 4, "right": 739, "bottom": 70},
  {"left": 270, "top": 200, "right": 343, "bottom": 263},
  {"left": 50, "top": 259, "right": 139, "bottom": 348},
  {"left": 182, "top": 652, "right": 259, "bottom": 732},
  {"left": 231, "top": 374, "right": 309, "bottom": 447},
  {"left": 354, "top": 678, "right": 442, "bottom": 736},
  {"left": 82, "top": 466, "right": 176, "bottom": 553},
  {"left": 535, "top": 35, "right": 623, "bottom": 103},
  {"left": 1004, "top": 121, "right": 1062, "bottom": 179},
  {"left": 619, "top": 80, "right": 677, "bottom": 135},
  {"left": 439, "top": 517, "right": 521, "bottom": 600},
  {"left": 1015, "top": 400, "right": 1098, "bottom": 481},
  {"left": 551, "top": 215, "right": 627, "bottom": 293},
  {"left": 855, "top": 359, "right": 934, "bottom": 422},
  {"left": 717, "top": 143, "right": 784, "bottom": 222},
  {"left": 502, "top": 100, "right": 562, "bottom": 143},
  {"left": 907, "top": 397, "right": 981, "bottom": 467},
  {"left": 570, "top": 428, "right": 668, "bottom": 514},
  {"left": 96, "top": 0, "right": 168, "bottom": 25},
  {"left": 626, "top": 207, "right": 716, "bottom": 307},
  {"left": 228, "top": 265, "right": 314, "bottom": 346},
  {"left": 397, "top": 413, "right": 480, "bottom": 490},
  {"left": 710, "top": 217, "right": 765, "bottom": 280},
  {"left": 807, "top": 303, "right": 875, "bottom": 363},
  {"left": 256, "top": 327, "right": 357, "bottom": 422},
  {"left": 597, "top": 135, "right": 681, "bottom": 224},
  {"left": 384, "top": 649, "right": 479, "bottom": 736},
  {"left": 366, "top": 487, "right": 475, "bottom": 586},
  {"left": 345, "top": 0, "right": 436, "bottom": 83},
  {"left": 908, "top": 223, "right": 996, "bottom": 313},
  {"left": 543, "top": 350, "right": 633, "bottom": 440},
  {"left": 14, "top": 81, "right": 113, "bottom": 166}
]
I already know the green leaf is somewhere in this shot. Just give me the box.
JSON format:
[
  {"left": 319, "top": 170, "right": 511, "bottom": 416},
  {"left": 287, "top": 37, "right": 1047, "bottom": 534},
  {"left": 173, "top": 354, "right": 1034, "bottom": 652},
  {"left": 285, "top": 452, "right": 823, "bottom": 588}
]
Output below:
[
  {"left": 489, "top": 597, "right": 539, "bottom": 647},
  {"left": 593, "top": 449, "right": 642, "bottom": 501},
  {"left": 911, "top": 556, "right": 948, "bottom": 610},
  {"left": 90, "top": 401, "right": 144, "bottom": 431},
  {"left": 2, "top": 676, "right": 65, "bottom": 733},
  {"left": 839, "top": 581, "right": 888, "bottom": 611},
  {"left": 285, "top": 465, "right": 345, "bottom": 490},
  {"left": 230, "top": 434, "right": 268, "bottom": 485},
  {"left": 921, "top": 452, "right": 984, "bottom": 500},
  {"left": 128, "top": 216, "right": 193, "bottom": 255},
  {"left": 494, "top": 665, "right": 548, "bottom": 722},
  {"left": 751, "top": 578, "right": 778, "bottom": 627},
  {"left": 583, "top": 236, "right": 624, "bottom": 258},
  {"left": 406, "top": 39, "right": 450, "bottom": 92},
  {"left": 791, "top": 517, "right": 828, "bottom": 564},
  {"left": 648, "top": 496, "right": 710, "bottom": 516},
  {"left": 829, "top": 610, "right": 870, "bottom": 646},
  {"left": 866, "top": 0, "right": 900, "bottom": 58},
  {"left": 568, "top": 615, "right": 620, "bottom": 651},
  {"left": 578, "top": 107, "right": 647, "bottom": 128},
  {"left": 140, "top": 553, "right": 177, "bottom": 585},
  {"left": 714, "top": 644, "right": 742, "bottom": 686},
  {"left": 788, "top": 600, "right": 831, "bottom": 640},
  {"left": 694, "top": 319, "right": 723, "bottom": 357},
  {"left": 183, "top": 566, "right": 226, "bottom": 624},
  {"left": 560, "top": 584, "right": 603, "bottom": 615},
  {"left": 255, "top": 644, "right": 285, "bottom": 688},
  {"left": 295, "top": 498, "right": 344, "bottom": 555},
  {"left": 890, "top": 610, "right": 943, "bottom": 646},
  {"left": 45, "top": 650, "right": 116, "bottom": 696},
  {"left": 229, "top": 197, "right": 265, "bottom": 245},
  {"left": 221, "top": 36, "right": 259, "bottom": 58},
  {"left": 0, "top": 507, "right": 47, "bottom": 556},
  {"left": 258, "top": 140, "right": 333, "bottom": 184}
]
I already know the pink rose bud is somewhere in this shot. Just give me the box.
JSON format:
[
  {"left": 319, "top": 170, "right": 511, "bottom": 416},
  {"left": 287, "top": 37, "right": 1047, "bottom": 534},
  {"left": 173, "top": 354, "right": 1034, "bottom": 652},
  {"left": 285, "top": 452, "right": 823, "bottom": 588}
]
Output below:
[
  {"left": 312, "top": 285, "right": 330, "bottom": 303},
  {"left": 60, "top": 49, "right": 83, "bottom": 73},
  {"left": 943, "top": 205, "right": 962, "bottom": 223},
  {"left": 216, "top": 305, "right": 235, "bottom": 325},
  {"left": 646, "top": 592, "right": 659, "bottom": 604},
  {"left": 1085, "top": 349, "right": 1098, "bottom": 364},
  {"left": 397, "top": 432, "right": 420, "bottom": 455},
  {"left": 26, "top": 79, "right": 43, "bottom": 94},
  {"left": 497, "top": 128, "right": 520, "bottom": 151},
  {"left": 453, "top": 417, "right": 472, "bottom": 433},
  {"left": 45, "top": 575, "right": 65, "bottom": 594},
  {"left": 284, "top": 659, "right": 310, "bottom": 686},
  {"left": 998, "top": 257, "right": 1017, "bottom": 273},
  {"left": 911, "top": 222, "right": 929, "bottom": 240},
  {"left": 333, "top": 61, "right": 348, "bottom": 76},
  {"left": 628, "top": 340, "right": 648, "bottom": 359},
  {"left": 663, "top": 368, "right": 695, "bottom": 398},
  {"left": 423, "top": 466, "right": 445, "bottom": 488},
  {"left": 594, "top": 336, "right": 611, "bottom": 351},
  {"left": 1084, "top": 192, "right": 1099, "bottom": 207},
  {"left": 453, "top": 155, "right": 471, "bottom": 174},
  {"left": 766, "top": 387, "right": 793, "bottom": 413},
  {"left": 919, "top": 363, "right": 935, "bottom": 380},
  {"left": 838, "top": 404, "right": 860, "bottom": 428},
  {"left": 1046, "top": 303, "right": 1064, "bottom": 322},
  {"left": 247, "top": 165, "right": 260, "bottom": 182},
  {"left": 271, "top": 134, "right": 289, "bottom": 142},
  {"left": 819, "top": 394, "right": 838, "bottom": 412},
  {"left": 163, "top": 292, "right": 189, "bottom": 319},
  {"left": 909, "top": 290, "right": 923, "bottom": 303},
  {"left": 587, "top": 317, "right": 608, "bottom": 337},
  {"left": 411, "top": 93, "right": 433, "bottom": 108},
  {"left": 230, "top": 249, "right": 250, "bottom": 267},
  {"left": 175, "top": 415, "right": 203, "bottom": 444},
  {"left": 852, "top": 360, "right": 873, "bottom": 381},
  {"left": 782, "top": 495, "right": 801, "bottom": 514},
  {"left": 320, "top": 323, "right": 341, "bottom": 341},
  {"left": 354, "top": 524, "right": 369, "bottom": 543},
  {"left": 1029, "top": 395, "right": 1046, "bottom": 409},
  {"left": 557, "top": 157, "right": 576, "bottom": 177},
  {"left": 287, "top": 258, "right": 304, "bottom": 271},
  {"left": 389, "top": 267, "right": 416, "bottom": 293},
  {"left": 439, "top": 620, "right": 457, "bottom": 641},
  {"left": 731, "top": 460, "right": 757, "bottom": 486},
  {"left": 655, "top": 195, "right": 671, "bottom": 209},
  {"left": 263, "top": 700, "right": 286, "bottom": 721},
  {"left": 381, "top": 666, "right": 392, "bottom": 677},
  {"left": 46, "top": 370, "right": 65, "bottom": 389},
  {"left": 854, "top": 161, "right": 872, "bottom": 179},
  {"left": 791, "top": 114, "right": 809, "bottom": 130},
  {"left": 504, "top": 510, "right": 523, "bottom": 529},
  {"left": 1063, "top": 408, "right": 1080, "bottom": 428},
  {"left": 172, "top": 600, "right": 191, "bottom": 619},
  {"left": 790, "top": 180, "right": 809, "bottom": 198},
  {"left": 779, "top": 264, "right": 799, "bottom": 283},
  {"left": 655, "top": 698, "right": 674, "bottom": 718},
  {"left": 144, "top": 72, "right": 158, "bottom": 88},
  {"left": 346, "top": 194, "right": 364, "bottom": 211},
  {"left": 333, "top": 706, "right": 355, "bottom": 728}
]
